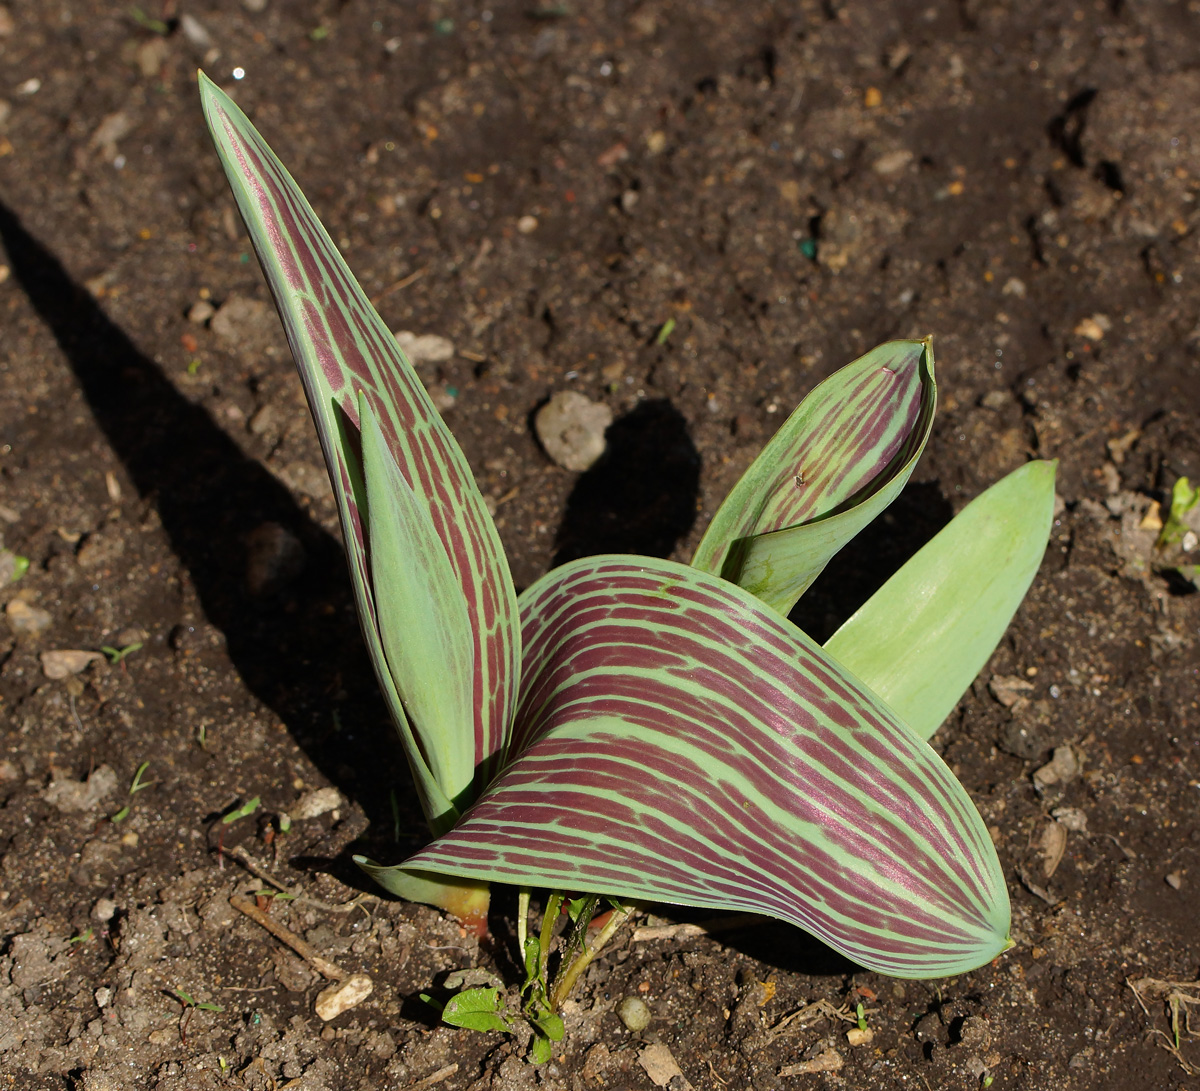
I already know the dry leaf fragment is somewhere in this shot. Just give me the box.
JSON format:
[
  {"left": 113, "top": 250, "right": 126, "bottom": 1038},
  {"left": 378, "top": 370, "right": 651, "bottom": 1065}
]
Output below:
[
  {"left": 779, "top": 1050, "right": 844, "bottom": 1076},
  {"left": 1033, "top": 745, "right": 1080, "bottom": 790},
  {"left": 638, "top": 1043, "right": 694, "bottom": 1090},
  {"left": 314, "top": 973, "right": 374, "bottom": 1020},
  {"left": 1040, "top": 820, "right": 1068, "bottom": 878}
]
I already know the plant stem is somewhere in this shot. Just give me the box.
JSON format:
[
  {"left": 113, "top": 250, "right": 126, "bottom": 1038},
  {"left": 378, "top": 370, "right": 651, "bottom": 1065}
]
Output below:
[
  {"left": 538, "top": 891, "right": 563, "bottom": 982},
  {"left": 549, "top": 904, "right": 633, "bottom": 1010},
  {"left": 517, "top": 888, "right": 530, "bottom": 955}
]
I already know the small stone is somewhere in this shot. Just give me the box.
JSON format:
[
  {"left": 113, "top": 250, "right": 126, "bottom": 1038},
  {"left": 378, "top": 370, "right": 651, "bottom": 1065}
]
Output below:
[
  {"left": 989, "top": 674, "right": 1034, "bottom": 707},
  {"left": 95, "top": 986, "right": 112, "bottom": 1008},
  {"left": 1052, "top": 806, "right": 1088, "bottom": 832},
  {"left": 391, "top": 331, "right": 455, "bottom": 365},
  {"left": 292, "top": 786, "right": 343, "bottom": 821},
  {"left": 1002, "top": 277, "right": 1027, "bottom": 298},
  {"left": 1033, "top": 745, "right": 1080, "bottom": 790},
  {"left": 245, "top": 522, "right": 306, "bottom": 595},
  {"left": 41, "top": 649, "right": 104, "bottom": 679},
  {"left": 179, "top": 13, "right": 213, "bottom": 49},
  {"left": 187, "top": 299, "right": 215, "bottom": 324},
  {"left": 846, "top": 1026, "right": 874, "bottom": 1046},
  {"left": 1073, "top": 314, "right": 1111, "bottom": 341},
  {"left": 136, "top": 37, "right": 169, "bottom": 79},
  {"left": 980, "top": 389, "right": 1009, "bottom": 411},
  {"left": 210, "top": 295, "right": 279, "bottom": 355},
  {"left": 43, "top": 765, "right": 119, "bottom": 813},
  {"left": 617, "top": 995, "right": 652, "bottom": 1031},
  {"left": 1165, "top": 870, "right": 1183, "bottom": 890},
  {"left": 534, "top": 391, "right": 613, "bottom": 472},
  {"left": 958, "top": 1016, "right": 992, "bottom": 1051},
  {"left": 314, "top": 973, "right": 373, "bottom": 1020},
  {"left": 92, "top": 898, "right": 118, "bottom": 923},
  {"left": 6, "top": 599, "right": 52, "bottom": 636},
  {"left": 517, "top": 214, "right": 539, "bottom": 234},
  {"left": 872, "top": 149, "right": 912, "bottom": 175}
]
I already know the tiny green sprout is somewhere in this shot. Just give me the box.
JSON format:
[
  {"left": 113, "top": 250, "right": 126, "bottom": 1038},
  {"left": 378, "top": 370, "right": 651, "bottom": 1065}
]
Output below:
[
  {"left": 982, "top": 1076, "right": 994, "bottom": 1088},
  {"left": 856, "top": 1001, "right": 868, "bottom": 1032},
  {"left": 128, "top": 5, "right": 169, "bottom": 34},
  {"left": 1158, "top": 476, "right": 1200, "bottom": 550},
  {"left": 68, "top": 927, "right": 94, "bottom": 945},
  {"left": 222, "top": 797, "right": 261, "bottom": 824},
  {"left": 10, "top": 555, "right": 29, "bottom": 583},
  {"left": 187, "top": 358, "right": 202, "bottom": 376},
  {"left": 173, "top": 987, "right": 224, "bottom": 1013},
  {"left": 309, "top": 25, "right": 329, "bottom": 40},
  {"left": 654, "top": 316, "right": 676, "bottom": 345},
  {"left": 278, "top": 813, "right": 292, "bottom": 834},
  {"left": 110, "top": 806, "right": 130, "bottom": 823},
  {"left": 129, "top": 761, "right": 154, "bottom": 794},
  {"left": 218, "top": 1056, "right": 228, "bottom": 1075},
  {"left": 101, "top": 641, "right": 143, "bottom": 665},
  {"left": 197, "top": 723, "right": 208, "bottom": 750}
]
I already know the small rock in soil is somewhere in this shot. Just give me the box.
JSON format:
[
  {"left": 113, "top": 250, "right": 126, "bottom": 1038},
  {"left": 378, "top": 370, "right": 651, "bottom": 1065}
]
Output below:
[
  {"left": 1033, "top": 745, "right": 1081, "bottom": 790},
  {"left": 292, "top": 786, "right": 342, "bottom": 821},
  {"left": 187, "top": 298, "right": 215, "bottom": 324},
  {"left": 392, "top": 330, "right": 455, "bottom": 365},
  {"left": 638, "top": 1042, "right": 692, "bottom": 1089},
  {"left": 617, "top": 995, "right": 651, "bottom": 1030},
  {"left": 40, "top": 649, "right": 103, "bottom": 678},
  {"left": 535, "top": 391, "right": 613, "bottom": 472},
  {"left": 43, "top": 764, "right": 118, "bottom": 813},
  {"left": 6, "top": 599, "right": 52, "bottom": 636},
  {"left": 245, "top": 522, "right": 306, "bottom": 595},
  {"left": 314, "top": 973, "right": 373, "bottom": 1020},
  {"left": 210, "top": 295, "right": 279, "bottom": 355},
  {"left": 988, "top": 674, "right": 1034, "bottom": 707}
]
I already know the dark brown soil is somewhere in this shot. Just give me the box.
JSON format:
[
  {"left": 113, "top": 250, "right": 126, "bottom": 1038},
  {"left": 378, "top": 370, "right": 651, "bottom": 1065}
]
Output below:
[{"left": 2, "top": 2, "right": 1199, "bottom": 1089}]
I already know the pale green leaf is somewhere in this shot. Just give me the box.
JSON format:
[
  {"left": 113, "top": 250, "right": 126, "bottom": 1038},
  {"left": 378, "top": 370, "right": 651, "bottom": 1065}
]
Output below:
[{"left": 824, "top": 460, "right": 1057, "bottom": 740}]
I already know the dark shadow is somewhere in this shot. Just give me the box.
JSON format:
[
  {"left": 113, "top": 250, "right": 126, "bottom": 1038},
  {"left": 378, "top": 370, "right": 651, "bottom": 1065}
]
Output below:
[
  {"left": 551, "top": 399, "right": 700, "bottom": 567},
  {"left": 789, "top": 481, "right": 955, "bottom": 644},
  {"left": 0, "top": 198, "right": 415, "bottom": 872}
]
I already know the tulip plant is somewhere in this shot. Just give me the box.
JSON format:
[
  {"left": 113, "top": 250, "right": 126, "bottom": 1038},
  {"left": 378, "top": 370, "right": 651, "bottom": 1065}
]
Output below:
[{"left": 200, "top": 74, "right": 1055, "bottom": 1055}]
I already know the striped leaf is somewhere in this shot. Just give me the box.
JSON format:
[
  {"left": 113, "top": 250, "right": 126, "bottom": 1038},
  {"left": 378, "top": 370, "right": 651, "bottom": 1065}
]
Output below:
[
  {"left": 692, "top": 340, "right": 936, "bottom": 615},
  {"left": 403, "top": 556, "right": 1010, "bottom": 978},
  {"left": 199, "top": 75, "right": 520, "bottom": 824},
  {"left": 825, "top": 460, "right": 1057, "bottom": 740}
]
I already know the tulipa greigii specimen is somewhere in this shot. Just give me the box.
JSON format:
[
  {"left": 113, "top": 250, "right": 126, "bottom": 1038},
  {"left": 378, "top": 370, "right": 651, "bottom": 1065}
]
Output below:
[{"left": 200, "top": 72, "right": 1056, "bottom": 1053}]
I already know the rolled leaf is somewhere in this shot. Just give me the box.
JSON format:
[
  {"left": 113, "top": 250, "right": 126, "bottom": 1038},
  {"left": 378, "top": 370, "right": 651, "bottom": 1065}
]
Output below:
[
  {"left": 199, "top": 74, "right": 520, "bottom": 820},
  {"left": 360, "top": 396, "right": 477, "bottom": 804},
  {"left": 824, "top": 460, "right": 1057, "bottom": 740},
  {"left": 404, "top": 556, "right": 1010, "bottom": 979},
  {"left": 692, "top": 340, "right": 936, "bottom": 615}
]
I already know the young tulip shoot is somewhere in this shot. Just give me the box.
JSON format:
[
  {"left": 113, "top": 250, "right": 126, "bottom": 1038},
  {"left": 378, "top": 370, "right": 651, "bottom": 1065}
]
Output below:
[{"left": 198, "top": 71, "right": 1060, "bottom": 986}]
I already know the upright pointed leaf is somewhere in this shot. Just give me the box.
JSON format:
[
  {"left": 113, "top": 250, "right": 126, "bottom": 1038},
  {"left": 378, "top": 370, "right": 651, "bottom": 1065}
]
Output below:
[
  {"left": 825, "top": 460, "right": 1057, "bottom": 740},
  {"left": 405, "top": 556, "right": 1010, "bottom": 979},
  {"left": 199, "top": 74, "right": 520, "bottom": 815},
  {"left": 692, "top": 340, "right": 936, "bottom": 615},
  {"left": 360, "top": 396, "right": 476, "bottom": 805}
]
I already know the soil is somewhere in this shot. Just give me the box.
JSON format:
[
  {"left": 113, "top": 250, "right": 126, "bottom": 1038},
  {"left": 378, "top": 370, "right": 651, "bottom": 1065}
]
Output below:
[{"left": 1, "top": 1, "right": 1199, "bottom": 1089}]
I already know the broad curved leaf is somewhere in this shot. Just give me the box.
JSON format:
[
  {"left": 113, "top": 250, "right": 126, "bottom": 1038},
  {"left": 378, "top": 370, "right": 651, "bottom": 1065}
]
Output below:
[
  {"left": 199, "top": 74, "right": 520, "bottom": 821},
  {"left": 692, "top": 340, "right": 936, "bottom": 615},
  {"left": 825, "top": 460, "right": 1057, "bottom": 740},
  {"left": 404, "top": 556, "right": 1010, "bottom": 979}
]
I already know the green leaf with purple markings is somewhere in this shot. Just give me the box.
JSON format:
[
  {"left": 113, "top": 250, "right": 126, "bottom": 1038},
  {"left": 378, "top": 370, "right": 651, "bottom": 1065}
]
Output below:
[
  {"left": 199, "top": 74, "right": 520, "bottom": 825},
  {"left": 692, "top": 340, "right": 936, "bottom": 615},
  {"left": 403, "top": 555, "right": 1011, "bottom": 979},
  {"left": 825, "top": 460, "right": 1058, "bottom": 740}
]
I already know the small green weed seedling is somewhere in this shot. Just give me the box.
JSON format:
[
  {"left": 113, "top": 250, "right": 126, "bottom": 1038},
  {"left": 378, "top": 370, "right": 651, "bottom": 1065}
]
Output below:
[
  {"left": 172, "top": 987, "right": 224, "bottom": 1045},
  {"left": 200, "top": 74, "right": 1057, "bottom": 1059},
  {"left": 100, "top": 641, "right": 143, "bottom": 666},
  {"left": 110, "top": 760, "right": 154, "bottom": 823}
]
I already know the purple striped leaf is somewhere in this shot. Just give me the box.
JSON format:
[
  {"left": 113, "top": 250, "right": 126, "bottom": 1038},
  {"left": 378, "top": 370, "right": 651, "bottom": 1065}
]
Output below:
[
  {"left": 692, "top": 340, "right": 936, "bottom": 615},
  {"left": 403, "top": 556, "right": 1010, "bottom": 978},
  {"left": 199, "top": 75, "right": 520, "bottom": 825}
]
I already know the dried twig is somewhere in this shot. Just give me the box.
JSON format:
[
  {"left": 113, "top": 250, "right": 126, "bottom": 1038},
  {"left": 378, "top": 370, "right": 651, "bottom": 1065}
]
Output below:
[
  {"left": 228, "top": 844, "right": 369, "bottom": 915},
  {"left": 229, "top": 893, "right": 346, "bottom": 981},
  {"left": 403, "top": 1064, "right": 459, "bottom": 1090}
]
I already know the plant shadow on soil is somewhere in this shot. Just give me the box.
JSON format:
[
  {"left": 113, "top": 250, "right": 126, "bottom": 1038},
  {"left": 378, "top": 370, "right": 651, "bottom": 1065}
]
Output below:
[{"left": 0, "top": 197, "right": 407, "bottom": 865}]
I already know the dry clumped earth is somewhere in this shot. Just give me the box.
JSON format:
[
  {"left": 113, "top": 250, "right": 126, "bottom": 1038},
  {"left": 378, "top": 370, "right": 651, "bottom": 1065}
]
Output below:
[{"left": 1, "top": 1, "right": 1199, "bottom": 1089}]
